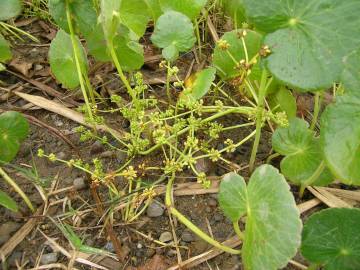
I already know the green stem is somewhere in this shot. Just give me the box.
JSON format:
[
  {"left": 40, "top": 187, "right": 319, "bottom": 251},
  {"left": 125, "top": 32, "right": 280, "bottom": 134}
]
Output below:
[
  {"left": 138, "top": 107, "right": 254, "bottom": 155},
  {"left": 249, "top": 69, "right": 268, "bottom": 172},
  {"left": 266, "top": 152, "right": 281, "bottom": 164},
  {"left": 233, "top": 221, "right": 244, "bottom": 240},
  {"left": 108, "top": 44, "right": 137, "bottom": 105},
  {"left": 65, "top": 0, "right": 94, "bottom": 123},
  {"left": 0, "top": 167, "right": 34, "bottom": 212},
  {"left": 165, "top": 176, "right": 241, "bottom": 254},
  {"left": 310, "top": 92, "right": 322, "bottom": 131},
  {"left": 194, "top": 19, "right": 202, "bottom": 59},
  {"left": 166, "top": 61, "right": 172, "bottom": 103},
  {"left": 299, "top": 161, "right": 326, "bottom": 198}
]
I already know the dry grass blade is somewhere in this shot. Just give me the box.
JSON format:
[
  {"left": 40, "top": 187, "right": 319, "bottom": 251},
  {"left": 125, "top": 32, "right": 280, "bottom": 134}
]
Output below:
[
  {"left": 297, "top": 198, "right": 321, "bottom": 213},
  {"left": 320, "top": 187, "right": 360, "bottom": 202},
  {"left": 39, "top": 230, "right": 109, "bottom": 270},
  {"left": 307, "top": 186, "right": 353, "bottom": 208},
  {"left": 0, "top": 207, "right": 43, "bottom": 260},
  {"left": 14, "top": 91, "right": 126, "bottom": 138}
]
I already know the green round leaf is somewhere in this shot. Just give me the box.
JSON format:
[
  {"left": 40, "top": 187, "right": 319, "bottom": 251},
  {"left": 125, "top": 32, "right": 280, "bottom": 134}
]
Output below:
[
  {"left": 243, "top": 0, "right": 360, "bottom": 91},
  {"left": 0, "top": 190, "right": 18, "bottom": 212},
  {"left": 151, "top": 11, "right": 196, "bottom": 61},
  {"left": 212, "top": 29, "right": 262, "bottom": 80},
  {"left": 86, "top": 24, "right": 144, "bottom": 71},
  {"left": 49, "top": 29, "right": 88, "bottom": 89},
  {"left": 219, "top": 165, "right": 302, "bottom": 270},
  {"left": 144, "top": 0, "right": 162, "bottom": 21},
  {"left": 120, "top": 0, "right": 150, "bottom": 37},
  {"left": 301, "top": 208, "right": 360, "bottom": 270},
  {"left": 268, "top": 86, "right": 297, "bottom": 119},
  {"left": 272, "top": 118, "right": 333, "bottom": 186},
  {"left": 321, "top": 93, "right": 360, "bottom": 185},
  {"left": 0, "top": 0, "right": 22, "bottom": 21},
  {"left": 49, "top": 0, "right": 97, "bottom": 37},
  {"left": 0, "top": 111, "right": 29, "bottom": 163},
  {"left": 0, "top": 33, "right": 12, "bottom": 63},
  {"left": 341, "top": 48, "right": 360, "bottom": 95},
  {"left": 222, "top": 0, "right": 246, "bottom": 27},
  {"left": 159, "top": 0, "right": 207, "bottom": 20}
]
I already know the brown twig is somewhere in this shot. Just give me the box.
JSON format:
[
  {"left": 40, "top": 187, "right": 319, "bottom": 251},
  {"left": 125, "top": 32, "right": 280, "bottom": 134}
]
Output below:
[{"left": 90, "top": 184, "right": 124, "bottom": 261}]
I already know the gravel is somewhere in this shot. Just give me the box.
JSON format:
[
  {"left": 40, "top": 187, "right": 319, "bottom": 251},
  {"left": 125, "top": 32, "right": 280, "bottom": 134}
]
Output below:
[{"left": 146, "top": 201, "right": 164, "bottom": 217}]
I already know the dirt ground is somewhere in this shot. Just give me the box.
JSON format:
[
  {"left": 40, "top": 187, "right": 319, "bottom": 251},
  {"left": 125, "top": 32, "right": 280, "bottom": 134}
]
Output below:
[{"left": 1, "top": 17, "right": 357, "bottom": 270}]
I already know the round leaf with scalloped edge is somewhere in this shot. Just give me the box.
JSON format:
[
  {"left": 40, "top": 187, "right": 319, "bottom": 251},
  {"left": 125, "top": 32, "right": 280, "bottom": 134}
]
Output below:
[
  {"left": 272, "top": 118, "right": 333, "bottom": 186},
  {"left": 242, "top": 0, "right": 360, "bottom": 91},
  {"left": 301, "top": 208, "right": 360, "bottom": 270},
  {"left": 151, "top": 11, "right": 196, "bottom": 61},
  {"left": 219, "top": 165, "right": 302, "bottom": 270}
]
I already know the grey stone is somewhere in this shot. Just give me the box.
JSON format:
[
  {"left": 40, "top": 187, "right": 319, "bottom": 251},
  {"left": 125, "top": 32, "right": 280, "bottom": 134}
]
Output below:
[
  {"left": 73, "top": 177, "right": 86, "bottom": 190},
  {"left": 104, "top": 242, "right": 115, "bottom": 252},
  {"left": 181, "top": 230, "right": 194, "bottom": 243},
  {"left": 146, "top": 201, "right": 164, "bottom": 217},
  {"left": 159, "top": 231, "right": 173, "bottom": 243},
  {"left": 40, "top": 253, "right": 58, "bottom": 264}
]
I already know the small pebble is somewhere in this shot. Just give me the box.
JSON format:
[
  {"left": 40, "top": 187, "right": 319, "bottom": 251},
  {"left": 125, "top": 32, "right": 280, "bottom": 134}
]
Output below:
[
  {"left": 90, "top": 141, "right": 104, "bottom": 155},
  {"left": 213, "top": 213, "right": 223, "bottom": 222},
  {"left": 73, "top": 177, "right": 86, "bottom": 190},
  {"left": 208, "top": 198, "right": 217, "bottom": 207},
  {"left": 137, "top": 243, "right": 143, "bottom": 249},
  {"left": 146, "top": 201, "right": 164, "bottom": 217},
  {"left": 104, "top": 242, "right": 115, "bottom": 252},
  {"left": 34, "top": 64, "right": 43, "bottom": 71},
  {"left": 181, "top": 230, "right": 194, "bottom": 243},
  {"left": 159, "top": 231, "right": 173, "bottom": 243},
  {"left": 57, "top": 151, "right": 68, "bottom": 160},
  {"left": 40, "top": 252, "right": 58, "bottom": 264},
  {"left": 195, "top": 158, "right": 211, "bottom": 173},
  {"left": 54, "top": 120, "right": 64, "bottom": 127}
]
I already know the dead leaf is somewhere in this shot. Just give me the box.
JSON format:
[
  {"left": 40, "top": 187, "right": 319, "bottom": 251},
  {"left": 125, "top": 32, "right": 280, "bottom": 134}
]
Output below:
[
  {"left": 9, "top": 57, "right": 33, "bottom": 77},
  {"left": 126, "top": 255, "right": 172, "bottom": 270}
]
